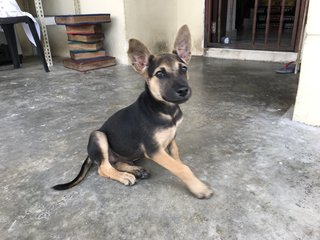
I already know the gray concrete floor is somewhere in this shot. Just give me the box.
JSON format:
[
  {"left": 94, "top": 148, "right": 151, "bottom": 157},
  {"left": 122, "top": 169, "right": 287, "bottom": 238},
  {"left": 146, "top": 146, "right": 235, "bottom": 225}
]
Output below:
[{"left": 0, "top": 56, "right": 319, "bottom": 240}]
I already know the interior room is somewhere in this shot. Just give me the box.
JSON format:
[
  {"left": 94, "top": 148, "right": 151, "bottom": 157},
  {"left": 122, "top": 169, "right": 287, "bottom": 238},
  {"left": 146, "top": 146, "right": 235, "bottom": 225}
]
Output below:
[{"left": 1, "top": 0, "right": 319, "bottom": 239}]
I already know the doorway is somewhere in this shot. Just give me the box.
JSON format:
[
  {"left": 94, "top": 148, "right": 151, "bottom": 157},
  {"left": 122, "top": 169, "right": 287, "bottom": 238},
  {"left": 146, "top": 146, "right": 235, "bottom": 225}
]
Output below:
[{"left": 205, "top": 0, "right": 307, "bottom": 52}]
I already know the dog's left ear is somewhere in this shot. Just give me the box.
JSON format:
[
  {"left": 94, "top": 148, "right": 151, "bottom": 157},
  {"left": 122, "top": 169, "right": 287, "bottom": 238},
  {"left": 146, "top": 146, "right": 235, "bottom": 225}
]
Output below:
[
  {"left": 173, "top": 25, "right": 192, "bottom": 64},
  {"left": 127, "top": 39, "right": 151, "bottom": 74}
]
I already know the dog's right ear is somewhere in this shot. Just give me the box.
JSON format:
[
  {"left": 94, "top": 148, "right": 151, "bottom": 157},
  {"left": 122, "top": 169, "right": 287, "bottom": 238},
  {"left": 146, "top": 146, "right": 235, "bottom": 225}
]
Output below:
[{"left": 127, "top": 39, "right": 151, "bottom": 74}]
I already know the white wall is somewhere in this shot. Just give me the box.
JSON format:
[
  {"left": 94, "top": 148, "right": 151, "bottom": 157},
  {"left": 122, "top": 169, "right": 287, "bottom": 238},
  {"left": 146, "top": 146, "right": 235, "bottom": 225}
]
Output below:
[
  {"left": 124, "top": 0, "right": 205, "bottom": 57},
  {"left": 42, "top": 0, "right": 74, "bottom": 58},
  {"left": 177, "top": 0, "right": 205, "bottom": 55},
  {"left": 16, "top": 0, "right": 205, "bottom": 64},
  {"left": 42, "top": 0, "right": 127, "bottom": 61},
  {"left": 293, "top": 0, "right": 320, "bottom": 126},
  {"left": 124, "top": 0, "right": 177, "bottom": 55},
  {"left": 79, "top": 0, "right": 127, "bottom": 63},
  {"left": 18, "top": 0, "right": 127, "bottom": 62}
]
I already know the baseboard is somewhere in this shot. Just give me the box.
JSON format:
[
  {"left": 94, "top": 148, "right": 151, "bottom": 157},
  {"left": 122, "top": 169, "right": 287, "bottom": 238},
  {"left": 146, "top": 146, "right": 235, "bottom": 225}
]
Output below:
[{"left": 205, "top": 48, "right": 297, "bottom": 63}]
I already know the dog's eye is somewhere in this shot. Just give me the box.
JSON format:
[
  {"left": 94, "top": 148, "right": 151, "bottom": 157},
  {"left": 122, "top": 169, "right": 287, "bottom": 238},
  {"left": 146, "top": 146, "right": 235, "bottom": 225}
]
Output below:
[
  {"left": 180, "top": 66, "right": 188, "bottom": 73},
  {"left": 155, "top": 71, "right": 166, "bottom": 79}
]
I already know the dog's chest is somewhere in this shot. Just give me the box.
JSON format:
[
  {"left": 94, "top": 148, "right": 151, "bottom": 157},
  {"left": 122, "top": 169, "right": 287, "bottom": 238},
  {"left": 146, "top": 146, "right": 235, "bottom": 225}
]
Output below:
[
  {"left": 154, "top": 127, "right": 177, "bottom": 149},
  {"left": 154, "top": 111, "right": 183, "bottom": 148}
]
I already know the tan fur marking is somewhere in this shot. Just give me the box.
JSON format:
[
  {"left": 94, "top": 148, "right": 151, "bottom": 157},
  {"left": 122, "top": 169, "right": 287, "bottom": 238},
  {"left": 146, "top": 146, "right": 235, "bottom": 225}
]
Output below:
[
  {"left": 168, "top": 139, "right": 181, "bottom": 162},
  {"left": 114, "top": 162, "right": 143, "bottom": 174},
  {"left": 94, "top": 131, "right": 136, "bottom": 186},
  {"left": 176, "top": 117, "right": 183, "bottom": 126},
  {"left": 154, "top": 127, "right": 177, "bottom": 149},
  {"left": 151, "top": 150, "right": 213, "bottom": 199},
  {"left": 99, "top": 160, "right": 136, "bottom": 186},
  {"left": 175, "top": 61, "right": 180, "bottom": 70},
  {"left": 159, "top": 113, "right": 172, "bottom": 121},
  {"left": 148, "top": 77, "right": 163, "bottom": 101}
]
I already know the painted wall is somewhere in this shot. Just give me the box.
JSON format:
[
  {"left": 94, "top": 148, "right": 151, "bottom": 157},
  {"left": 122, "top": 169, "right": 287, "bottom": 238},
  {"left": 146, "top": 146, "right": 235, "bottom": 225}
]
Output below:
[
  {"left": 124, "top": 0, "right": 177, "bottom": 55},
  {"left": 177, "top": 0, "right": 204, "bottom": 55},
  {"left": 17, "top": 0, "right": 126, "bottom": 61},
  {"left": 79, "top": 0, "right": 127, "bottom": 63},
  {"left": 124, "top": 0, "right": 204, "bottom": 57},
  {"left": 41, "top": 0, "right": 74, "bottom": 58},
  {"left": 15, "top": 0, "right": 205, "bottom": 64},
  {"left": 293, "top": 0, "right": 320, "bottom": 126},
  {"left": 40, "top": 0, "right": 127, "bottom": 62}
]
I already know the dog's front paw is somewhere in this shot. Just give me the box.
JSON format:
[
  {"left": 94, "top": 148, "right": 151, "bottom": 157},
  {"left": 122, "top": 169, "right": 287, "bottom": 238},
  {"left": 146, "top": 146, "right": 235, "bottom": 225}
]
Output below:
[
  {"left": 118, "top": 172, "right": 136, "bottom": 186},
  {"left": 189, "top": 181, "right": 214, "bottom": 199}
]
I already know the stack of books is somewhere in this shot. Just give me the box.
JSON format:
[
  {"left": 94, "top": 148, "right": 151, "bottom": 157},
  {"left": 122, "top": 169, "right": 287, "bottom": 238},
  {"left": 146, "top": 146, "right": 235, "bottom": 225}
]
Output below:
[{"left": 55, "top": 14, "right": 116, "bottom": 72}]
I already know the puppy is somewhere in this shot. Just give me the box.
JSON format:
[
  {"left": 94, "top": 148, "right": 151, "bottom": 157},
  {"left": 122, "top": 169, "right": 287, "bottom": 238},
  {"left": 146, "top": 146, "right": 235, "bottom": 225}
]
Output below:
[{"left": 53, "top": 25, "right": 213, "bottom": 199}]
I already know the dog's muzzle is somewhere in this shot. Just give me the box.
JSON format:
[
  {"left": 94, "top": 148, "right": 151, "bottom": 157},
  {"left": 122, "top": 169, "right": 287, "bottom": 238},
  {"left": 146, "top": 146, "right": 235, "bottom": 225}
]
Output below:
[
  {"left": 176, "top": 86, "right": 190, "bottom": 98},
  {"left": 164, "top": 86, "right": 192, "bottom": 104}
]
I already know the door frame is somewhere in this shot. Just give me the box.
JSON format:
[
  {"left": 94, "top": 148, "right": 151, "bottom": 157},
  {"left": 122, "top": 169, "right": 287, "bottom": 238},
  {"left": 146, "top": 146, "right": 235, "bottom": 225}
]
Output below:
[{"left": 204, "top": 0, "right": 308, "bottom": 52}]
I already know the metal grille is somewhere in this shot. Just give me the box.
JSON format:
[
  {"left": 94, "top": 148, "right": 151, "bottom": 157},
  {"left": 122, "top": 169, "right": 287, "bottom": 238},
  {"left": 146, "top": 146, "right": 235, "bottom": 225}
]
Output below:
[
  {"left": 251, "top": 0, "right": 300, "bottom": 49},
  {"left": 205, "top": 0, "right": 307, "bottom": 52}
]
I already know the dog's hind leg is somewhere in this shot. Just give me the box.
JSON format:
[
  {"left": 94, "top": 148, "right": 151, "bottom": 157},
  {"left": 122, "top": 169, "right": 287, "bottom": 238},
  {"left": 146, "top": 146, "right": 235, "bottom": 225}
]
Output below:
[
  {"left": 114, "top": 162, "right": 150, "bottom": 179},
  {"left": 88, "top": 131, "right": 136, "bottom": 186}
]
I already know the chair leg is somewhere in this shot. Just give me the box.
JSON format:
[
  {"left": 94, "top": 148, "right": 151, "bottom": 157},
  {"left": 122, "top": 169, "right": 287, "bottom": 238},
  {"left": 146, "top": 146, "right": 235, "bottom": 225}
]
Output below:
[
  {"left": 27, "top": 20, "right": 50, "bottom": 72},
  {"left": 1, "top": 24, "right": 20, "bottom": 68}
]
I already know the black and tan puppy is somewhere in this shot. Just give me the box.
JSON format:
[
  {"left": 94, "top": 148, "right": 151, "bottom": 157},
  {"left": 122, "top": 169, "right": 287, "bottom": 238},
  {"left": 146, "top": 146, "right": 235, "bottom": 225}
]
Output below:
[{"left": 53, "top": 25, "right": 213, "bottom": 199}]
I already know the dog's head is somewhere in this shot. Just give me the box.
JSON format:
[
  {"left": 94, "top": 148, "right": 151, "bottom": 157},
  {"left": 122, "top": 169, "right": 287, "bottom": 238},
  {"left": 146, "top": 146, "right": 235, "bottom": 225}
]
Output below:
[{"left": 127, "top": 25, "right": 192, "bottom": 104}]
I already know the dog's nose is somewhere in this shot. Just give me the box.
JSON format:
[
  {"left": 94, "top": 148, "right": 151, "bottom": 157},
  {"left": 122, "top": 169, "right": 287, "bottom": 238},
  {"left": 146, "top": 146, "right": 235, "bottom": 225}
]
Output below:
[{"left": 176, "top": 87, "right": 190, "bottom": 97}]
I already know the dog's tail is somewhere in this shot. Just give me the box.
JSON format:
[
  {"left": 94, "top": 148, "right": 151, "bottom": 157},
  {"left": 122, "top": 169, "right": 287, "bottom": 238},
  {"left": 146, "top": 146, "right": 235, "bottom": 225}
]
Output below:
[{"left": 52, "top": 156, "right": 93, "bottom": 191}]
